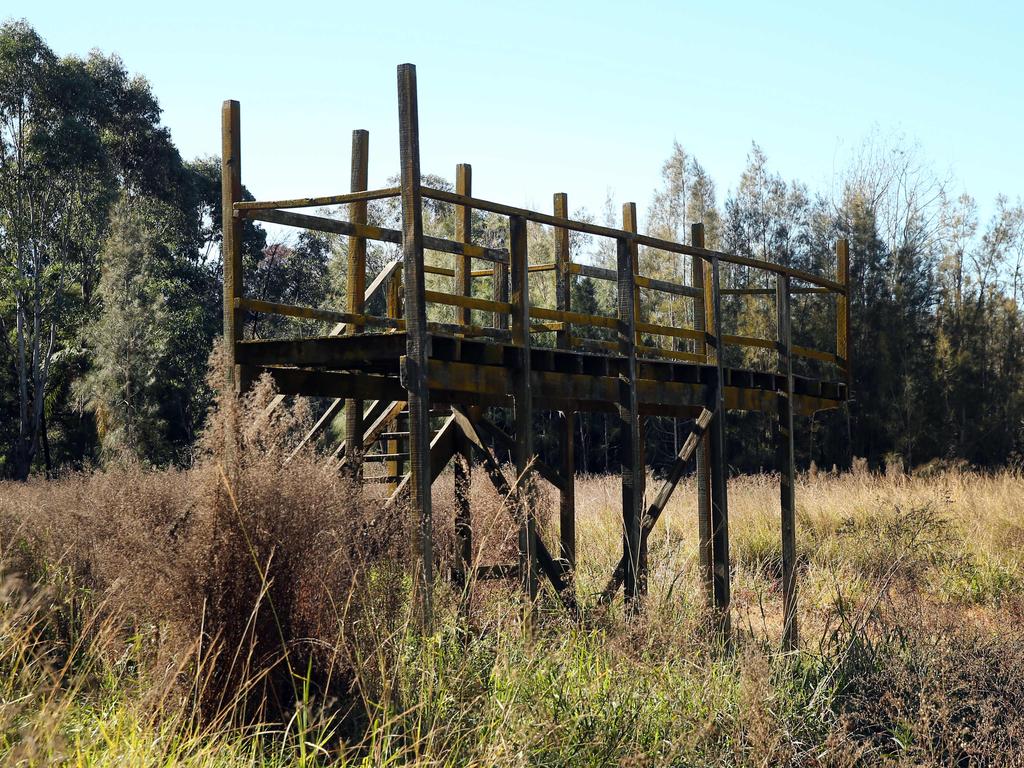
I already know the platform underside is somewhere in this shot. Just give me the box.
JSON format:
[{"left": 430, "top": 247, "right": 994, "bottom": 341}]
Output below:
[{"left": 236, "top": 331, "right": 846, "bottom": 417}]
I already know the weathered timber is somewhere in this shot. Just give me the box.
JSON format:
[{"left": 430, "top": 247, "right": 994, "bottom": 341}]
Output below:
[
  {"left": 599, "top": 407, "right": 714, "bottom": 603},
  {"left": 222, "top": 101, "right": 243, "bottom": 394},
  {"left": 777, "top": 274, "right": 798, "bottom": 651},
  {"left": 709, "top": 254, "right": 732, "bottom": 641},
  {"left": 345, "top": 129, "right": 369, "bottom": 480},
  {"left": 554, "top": 192, "right": 576, "bottom": 570},
  {"left": 692, "top": 224, "right": 714, "bottom": 604},
  {"left": 234, "top": 186, "right": 400, "bottom": 211},
  {"left": 453, "top": 163, "right": 472, "bottom": 603},
  {"left": 398, "top": 63, "right": 433, "bottom": 629}
]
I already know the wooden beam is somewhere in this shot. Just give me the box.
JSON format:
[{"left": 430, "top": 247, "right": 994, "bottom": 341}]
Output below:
[
  {"left": 451, "top": 407, "right": 578, "bottom": 616},
  {"left": 510, "top": 214, "right": 539, "bottom": 623},
  {"left": 453, "top": 164, "right": 472, "bottom": 604},
  {"left": 221, "top": 100, "right": 243, "bottom": 394},
  {"left": 836, "top": 239, "right": 852, "bottom": 388},
  {"left": 254, "top": 367, "right": 406, "bottom": 401},
  {"left": 397, "top": 62, "right": 433, "bottom": 629},
  {"left": 345, "top": 129, "right": 369, "bottom": 480},
  {"left": 237, "top": 206, "right": 509, "bottom": 264},
  {"left": 235, "top": 187, "right": 400, "bottom": 211},
  {"left": 235, "top": 333, "right": 406, "bottom": 369},
  {"left": 623, "top": 204, "right": 647, "bottom": 598},
  {"left": 554, "top": 192, "right": 576, "bottom": 570},
  {"left": 777, "top": 274, "right": 798, "bottom": 651},
  {"left": 419, "top": 186, "right": 847, "bottom": 292},
  {"left": 709, "top": 254, "right": 732, "bottom": 642},
  {"left": 385, "top": 413, "right": 459, "bottom": 505},
  {"left": 617, "top": 233, "right": 643, "bottom": 608},
  {"left": 691, "top": 224, "right": 714, "bottom": 604}
]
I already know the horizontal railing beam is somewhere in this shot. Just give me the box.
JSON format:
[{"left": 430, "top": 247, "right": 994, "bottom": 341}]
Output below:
[
  {"left": 234, "top": 187, "right": 401, "bottom": 211},
  {"left": 420, "top": 187, "right": 845, "bottom": 293}
]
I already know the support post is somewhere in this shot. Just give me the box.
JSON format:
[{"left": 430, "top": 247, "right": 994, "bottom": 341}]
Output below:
[
  {"left": 453, "top": 164, "right": 473, "bottom": 599},
  {"left": 221, "top": 100, "right": 243, "bottom": 394},
  {"left": 386, "top": 269, "right": 403, "bottom": 493},
  {"left": 691, "top": 223, "right": 714, "bottom": 604},
  {"left": 776, "top": 274, "right": 798, "bottom": 651},
  {"left": 616, "top": 230, "right": 642, "bottom": 609},
  {"left": 708, "top": 254, "right": 732, "bottom": 642},
  {"left": 345, "top": 129, "right": 369, "bottom": 480},
  {"left": 622, "top": 203, "right": 647, "bottom": 596},
  {"left": 509, "top": 214, "right": 538, "bottom": 624},
  {"left": 397, "top": 63, "right": 433, "bottom": 629},
  {"left": 836, "top": 239, "right": 851, "bottom": 390},
  {"left": 554, "top": 192, "right": 576, "bottom": 571}
]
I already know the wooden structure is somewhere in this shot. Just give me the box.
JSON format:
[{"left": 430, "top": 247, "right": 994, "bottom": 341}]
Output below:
[{"left": 221, "top": 64, "right": 851, "bottom": 646}]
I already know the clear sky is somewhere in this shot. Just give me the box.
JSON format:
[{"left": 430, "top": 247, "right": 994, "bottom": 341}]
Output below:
[{"left": 7, "top": 0, "right": 1022, "bottom": 227}]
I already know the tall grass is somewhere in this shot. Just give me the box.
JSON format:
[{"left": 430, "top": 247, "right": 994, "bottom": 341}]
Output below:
[{"left": 2, "top": 379, "right": 1024, "bottom": 765}]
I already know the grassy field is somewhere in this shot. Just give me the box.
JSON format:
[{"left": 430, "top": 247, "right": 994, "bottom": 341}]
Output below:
[{"left": 3, "top": 391, "right": 1024, "bottom": 765}]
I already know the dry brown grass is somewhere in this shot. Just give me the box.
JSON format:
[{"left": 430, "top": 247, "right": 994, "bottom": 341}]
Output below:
[{"left": 3, "top": 388, "right": 1024, "bottom": 764}]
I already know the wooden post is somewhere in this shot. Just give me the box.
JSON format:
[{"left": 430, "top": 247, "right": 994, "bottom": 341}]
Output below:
[
  {"left": 836, "top": 239, "right": 852, "bottom": 389},
  {"left": 708, "top": 254, "right": 732, "bottom": 641},
  {"left": 453, "top": 164, "right": 473, "bottom": 598},
  {"left": 345, "top": 129, "right": 369, "bottom": 480},
  {"left": 616, "top": 232, "right": 642, "bottom": 609},
  {"left": 221, "top": 100, "right": 243, "bottom": 394},
  {"left": 509, "top": 214, "right": 538, "bottom": 623},
  {"left": 554, "top": 192, "right": 576, "bottom": 571},
  {"left": 397, "top": 63, "right": 433, "bottom": 629},
  {"left": 386, "top": 269, "right": 403, "bottom": 493},
  {"left": 493, "top": 205, "right": 509, "bottom": 330},
  {"left": 691, "top": 224, "right": 714, "bottom": 604},
  {"left": 776, "top": 274, "right": 797, "bottom": 651},
  {"left": 622, "top": 203, "right": 647, "bottom": 596}
]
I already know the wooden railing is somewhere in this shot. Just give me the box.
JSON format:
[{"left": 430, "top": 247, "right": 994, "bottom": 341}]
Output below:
[{"left": 221, "top": 108, "right": 852, "bottom": 391}]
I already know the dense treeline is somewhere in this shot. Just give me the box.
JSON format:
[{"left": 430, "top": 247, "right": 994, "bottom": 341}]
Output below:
[{"left": 2, "top": 21, "right": 1023, "bottom": 479}]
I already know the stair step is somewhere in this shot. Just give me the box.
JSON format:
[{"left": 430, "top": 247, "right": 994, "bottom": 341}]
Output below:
[
  {"left": 363, "top": 453, "right": 408, "bottom": 462},
  {"left": 378, "top": 431, "right": 409, "bottom": 440}
]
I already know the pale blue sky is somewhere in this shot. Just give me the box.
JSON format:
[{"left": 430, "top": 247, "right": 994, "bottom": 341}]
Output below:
[{"left": 8, "top": 1, "right": 1022, "bottom": 227}]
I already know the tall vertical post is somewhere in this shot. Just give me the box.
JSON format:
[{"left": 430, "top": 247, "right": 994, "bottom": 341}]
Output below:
[
  {"left": 776, "top": 274, "right": 797, "bottom": 651},
  {"left": 397, "top": 63, "right": 433, "bottom": 629},
  {"left": 708, "top": 255, "right": 732, "bottom": 642},
  {"left": 616, "top": 233, "right": 642, "bottom": 609},
  {"left": 554, "top": 193, "right": 576, "bottom": 571},
  {"left": 221, "top": 100, "right": 243, "bottom": 394},
  {"left": 836, "top": 239, "right": 852, "bottom": 390},
  {"left": 691, "top": 224, "right": 714, "bottom": 604},
  {"left": 453, "top": 164, "right": 473, "bottom": 600},
  {"left": 622, "top": 203, "right": 647, "bottom": 596},
  {"left": 345, "top": 130, "right": 369, "bottom": 480},
  {"left": 386, "top": 271, "right": 403, "bottom": 494},
  {"left": 493, "top": 207, "right": 510, "bottom": 330},
  {"left": 509, "top": 214, "right": 538, "bottom": 624}
]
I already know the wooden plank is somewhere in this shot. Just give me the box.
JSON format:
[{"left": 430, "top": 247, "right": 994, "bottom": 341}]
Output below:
[
  {"left": 777, "top": 274, "right": 798, "bottom": 652},
  {"left": 237, "top": 297, "right": 404, "bottom": 331},
  {"left": 385, "top": 413, "right": 458, "bottom": 505},
  {"left": 791, "top": 345, "right": 837, "bottom": 364},
  {"left": 453, "top": 164, "right": 472, "bottom": 602},
  {"left": 635, "top": 274, "right": 702, "bottom": 298},
  {"left": 234, "top": 186, "right": 400, "bottom": 211},
  {"left": 722, "top": 333, "right": 775, "bottom": 350},
  {"left": 623, "top": 205, "right": 646, "bottom": 597},
  {"left": 554, "top": 192, "right": 575, "bottom": 570},
  {"left": 420, "top": 186, "right": 847, "bottom": 292},
  {"left": 568, "top": 261, "right": 616, "bottom": 282},
  {"left": 235, "top": 333, "right": 407, "bottom": 369},
  {"left": 255, "top": 367, "right": 406, "bottom": 401},
  {"left": 510, "top": 214, "right": 539, "bottom": 621},
  {"left": 237, "top": 206, "right": 509, "bottom": 263},
  {"left": 691, "top": 224, "right": 714, "bottom": 604},
  {"left": 424, "top": 264, "right": 455, "bottom": 277},
  {"left": 424, "top": 290, "right": 512, "bottom": 315},
  {"left": 345, "top": 129, "right": 369, "bottom": 480},
  {"left": 636, "top": 320, "right": 705, "bottom": 342},
  {"left": 221, "top": 100, "right": 243, "bottom": 394},
  {"left": 635, "top": 345, "right": 705, "bottom": 363},
  {"left": 709, "top": 254, "right": 732, "bottom": 642},
  {"left": 397, "top": 62, "right": 433, "bottom": 629},
  {"left": 836, "top": 239, "right": 852, "bottom": 387},
  {"left": 529, "top": 305, "right": 618, "bottom": 330},
  {"left": 617, "top": 233, "right": 643, "bottom": 607}
]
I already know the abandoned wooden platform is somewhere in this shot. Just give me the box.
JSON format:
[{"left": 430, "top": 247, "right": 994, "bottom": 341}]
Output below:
[{"left": 219, "top": 63, "right": 852, "bottom": 648}]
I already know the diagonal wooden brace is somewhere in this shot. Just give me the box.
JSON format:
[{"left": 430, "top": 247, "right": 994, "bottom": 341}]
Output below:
[
  {"left": 451, "top": 406, "right": 579, "bottom": 617},
  {"left": 599, "top": 408, "right": 713, "bottom": 604}
]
